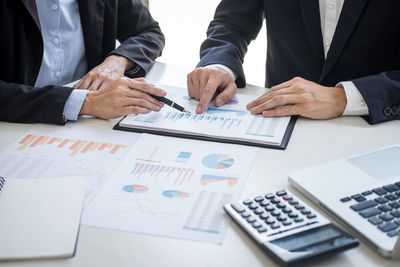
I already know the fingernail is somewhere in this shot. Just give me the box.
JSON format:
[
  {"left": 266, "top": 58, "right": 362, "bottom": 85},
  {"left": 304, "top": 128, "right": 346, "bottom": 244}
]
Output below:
[
  {"left": 158, "top": 102, "right": 164, "bottom": 107},
  {"left": 196, "top": 105, "right": 202, "bottom": 114},
  {"left": 160, "top": 90, "right": 167, "bottom": 96},
  {"left": 155, "top": 106, "right": 161, "bottom": 111},
  {"left": 250, "top": 108, "right": 257, "bottom": 114},
  {"left": 215, "top": 99, "right": 223, "bottom": 106}
]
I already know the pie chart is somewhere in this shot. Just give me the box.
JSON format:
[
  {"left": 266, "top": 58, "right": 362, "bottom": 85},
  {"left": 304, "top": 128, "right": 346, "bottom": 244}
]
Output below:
[
  {"left": 201, "top": 154, "right": 235, "bottom": 169},
  {"left": 122, "top": 184, "right": 148, "bottom": 193}
]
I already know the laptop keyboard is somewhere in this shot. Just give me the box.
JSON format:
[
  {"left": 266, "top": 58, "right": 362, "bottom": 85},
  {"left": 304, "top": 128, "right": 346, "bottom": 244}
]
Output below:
[{"left": 340, "top": 181, "right": 400, "bottom": 238}]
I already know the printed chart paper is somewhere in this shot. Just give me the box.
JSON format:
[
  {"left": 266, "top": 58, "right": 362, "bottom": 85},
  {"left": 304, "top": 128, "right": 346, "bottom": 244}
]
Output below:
[
  {"left": 82, "top": 134, "right": 258, "bottom": 244},
  {"left": 0, "top": 124, "right": 140, "bottom": 206},
  {"left": 118, "top": 85, "right": 292, "bottom": 146}
]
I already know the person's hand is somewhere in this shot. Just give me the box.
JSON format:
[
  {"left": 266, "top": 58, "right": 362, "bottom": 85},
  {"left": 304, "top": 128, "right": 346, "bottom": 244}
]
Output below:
[
  {"left": 73, "top": 55, "right": 134, "bottom": 91},
  {"left": 79, "top": 77, "right": 166, "bottom": 119},
  {"left": 246, "top": 77, "right": 347, "bottom": 119},
  {"left": 187, "top": 67, "right": 237, "bottom": 114}
]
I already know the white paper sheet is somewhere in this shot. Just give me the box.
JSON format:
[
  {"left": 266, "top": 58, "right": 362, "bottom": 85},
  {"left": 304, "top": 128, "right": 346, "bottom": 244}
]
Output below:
[
  {"left": 119, "top": 85, "right": 291, "bottom": 146},
  {"left": 82, "top": 134, "right": 258, "bottom": 244},
  {"left": 0, "top": 124, "right": 140, "bottom": 206}
]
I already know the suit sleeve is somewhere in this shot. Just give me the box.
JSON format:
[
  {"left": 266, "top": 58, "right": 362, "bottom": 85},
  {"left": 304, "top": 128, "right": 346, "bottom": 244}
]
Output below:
[
  {"left": 109, "top": 0, "right": 165, "bottom": 78},
  {"left": 0, "top": 81, "right": 74, "bottom": 125},
  {"left": 197, "top": 0, "right": 264, "bottom": 87},
  {"left": 352, "top": 71, "right": 400, "bottom": 124}
]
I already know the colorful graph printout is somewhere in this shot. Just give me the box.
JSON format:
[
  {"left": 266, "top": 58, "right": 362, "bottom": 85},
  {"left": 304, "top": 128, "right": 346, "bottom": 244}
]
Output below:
[{"left": 202, "top": 154, "right": 235, "bottom": 169}]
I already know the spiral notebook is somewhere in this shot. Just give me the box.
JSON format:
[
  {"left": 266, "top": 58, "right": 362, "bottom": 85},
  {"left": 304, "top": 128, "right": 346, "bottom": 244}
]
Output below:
[{"left": 0, "top": 176, "right": 86, "bottom": 261}]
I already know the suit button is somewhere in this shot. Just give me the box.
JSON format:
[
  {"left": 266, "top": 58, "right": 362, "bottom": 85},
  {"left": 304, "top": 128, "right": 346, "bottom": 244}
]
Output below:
[
  {"left": 384, "top": 107, "right": 392, "bottom": 116},
  {"left": 391, "top": 106, "right": 398, "bottom": 115}
]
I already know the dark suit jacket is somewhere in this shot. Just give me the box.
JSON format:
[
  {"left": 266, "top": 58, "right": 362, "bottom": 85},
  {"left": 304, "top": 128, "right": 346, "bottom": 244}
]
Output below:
[
  {"left": 0, "top": 0, "right": 164, "bottom": 125},
  {"left": 198, "top": 0, "right": 400, "bottom": 124}
]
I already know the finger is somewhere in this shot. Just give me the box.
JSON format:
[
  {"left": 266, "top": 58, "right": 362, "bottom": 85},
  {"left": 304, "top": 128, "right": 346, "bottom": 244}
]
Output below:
[
  {"left": 80, "top": 75, "right": 94, "bottom": 90},
  {"left": 249, "top": 94, "right": 302, "bottom": 115},
  {"left": 196, "top": 78, "right": 218, "bottom": 114},
  {"left": 247, "top": 87, "right": 298, "bottom": 109},
  {"left": 88, "top": 78, "right": 104, "bottom": 91},
  {"left": 134, "top": 77, "right": 146, "bottom": 82},
  {"left": 124, "top": 79, "right": 166, "bottom": 97},
  {"left": 187, "top": 73, "right": 195, "bottom": 99},
  {"left": 262, "top": 104, "right": 302, "bottom": 117},
  {"left": 268, "top": 78, "right": 297, "bottom": 92},
  {"left": 123, "top": 97, "right": 163, "bottom": 112},
  {"left": 191, "top": 71, "right": 201, "bottom": 100},
  {"left": 122, "top": 86, "right": 164, "bottom": 107},
  {"left": 214, "top": 83, "right": 237, "bottom": 107},
  {"left": 73, "top": 79, "right": 84, "bottom": 89},
  {"left": 121, "top": 106, "right": 151, "bottom": 116}
]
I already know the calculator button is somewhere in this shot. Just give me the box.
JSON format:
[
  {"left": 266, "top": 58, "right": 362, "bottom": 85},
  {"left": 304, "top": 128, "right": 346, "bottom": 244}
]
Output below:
[
  {"left": 390, "top": 202, "right": 400, "bottom": 209},
  {"left": 289, "top": 199, "right": 299, "bottom": 205},
  {"left": 375, "top": 197, "right": 388, "bottom": 204},
  {"left": 378, "top": 205, "right": 392, "bottom": 212},
  {"left": 254, "top": 196, "right": 264, "bottom": 202},
  {"left": 277, "top": 215, "right": 287, "bottom": 221},
  {"left": 243, "top": 199, "right": 252, "bottom": 205},
  {"left": 241, "top": 211, "right": 250, "bottom": 218},
  {"left": 271, "top": 210, "right": 281, "bottom": 216},
  {"left": 340, "top": 197, "right": 351, "bottom": 203},
  {"left": 359, "top": 207, "right": 381, "bottom": 218},
  {"left": 288, "top": 212, "right": 298, "bottom": 218},
  {"left": 265, "top": 193, "right": 274, "bottom": 199},
  {"left": 282, "top": 207, "right": 292, "bottom": 213},
  {"left": 253, "top": 207, "right": 264, "bottom": 215},
  {"left": 249, "top": 203, "right": 258, "bottom": 209},
  {"left": 282, "top": 221, "right": 292, "bottom": 226},
  {"left": 294, "top": 204, "right": 305, "bottom": 210},
  {"left": 271, "top": 197, "right": 280, "bottom": 204},
  {"left": 362, "top": 191, "right": 373, "bottom": 196},
  {"left": 294, "top": 217, "right": 304, "bottom": 223},
  {"left": 392, "top": 210, "right": 400, "bottom": 217},
  {"left": 307, "top": 214, "right": 316, "bottom": 219},
  {"left": 378, "top": 222, "right": 397, "bottom": 232},
  {"left": 379, "top": 213, "right": 394, "bottom": 222},
  {"left": 394, "top": 219, "right": 400, "bottom": 226},
  {"left": 368, "top": 217, "right": 383, "bottom": 225},
  {"left": 373, "top": 188, "right": 388, "bottom": 196},
  {"left": 387, "top": 230, "right": 399, "bottom": 237},
  {"left": 231, "top": 203, "right": 245, "bottom": 213},
  {"left": 252, "top": 222, "right": 262, "bottom": 228},
  {"left": 265, "top": 205, "right": 275, "bottom": 212},
  {"left": 276, "top": 190, "right": 286, "bottom": 196},
  {"left": 271, "top": 223, "right": 280, "bottom": 229},
  {"left": 247, "top": 216, "right": 256, "bottom": 223},
  {"left": 277, "top": 202, "right": 286, "bottom": 209},
  {"left": 383, "top": 184, "right": 400, "bottom": 192},
  {"left": 282, "top": 195, "right": 293, "bottom": 201},
  {"left": 259, "top": 199, "right": 269, "bottom": 206},
  {"left": 301, "top": 209, "right": 311, "bottom": 215},
  {"left": 386, "top": 194, "right": 399, "bottom": 201},
  {"left": 265, "top": 218, "right": 275, "bottom": 224},
  {"left": 351, "top": 194, "right": 366, "bottom": 202},
  {"left": 259, "top": 212, "right": 269, "bottom": 220},
  {"left": 257, "top": 227, "right": 267, "bottom": 233},
  {"left": 350, "top": 200, "right": 377, "bottom": 211}
]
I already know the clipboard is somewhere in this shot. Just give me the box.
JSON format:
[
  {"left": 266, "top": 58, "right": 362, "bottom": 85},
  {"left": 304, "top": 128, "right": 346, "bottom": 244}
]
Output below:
[{"left": 114, "top": 115, "right": 297, "bottom": 150}]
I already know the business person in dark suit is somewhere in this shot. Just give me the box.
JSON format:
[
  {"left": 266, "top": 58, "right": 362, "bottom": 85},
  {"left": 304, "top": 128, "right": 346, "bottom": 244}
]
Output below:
[
  {"left": 0, "top": 0, "right": 165, "bottom": 125},
  {"left": 187, "top": 0, "right": 400, "bottom": 124}
]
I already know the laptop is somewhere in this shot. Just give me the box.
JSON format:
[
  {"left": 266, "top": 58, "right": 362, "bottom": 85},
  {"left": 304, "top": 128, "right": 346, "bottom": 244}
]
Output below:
[{"left": 288, "top": 144, "right": 400, "bottom": 259}]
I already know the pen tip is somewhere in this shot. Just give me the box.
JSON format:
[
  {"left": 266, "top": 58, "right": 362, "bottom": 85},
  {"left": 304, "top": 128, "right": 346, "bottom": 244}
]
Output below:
[{"left": 184, "top": 109, "right": 191, "bottom": 114}]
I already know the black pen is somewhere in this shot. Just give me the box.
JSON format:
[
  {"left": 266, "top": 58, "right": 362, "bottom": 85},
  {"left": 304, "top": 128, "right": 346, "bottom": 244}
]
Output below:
[{"left": 149, "top": 94, "right": 191, "bottom": 113}]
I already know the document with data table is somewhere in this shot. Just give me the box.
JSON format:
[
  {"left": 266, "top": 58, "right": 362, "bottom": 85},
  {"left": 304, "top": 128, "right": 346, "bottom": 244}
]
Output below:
[
  {"left": 114, "top": 85, "right": 297, "bottom": 149},
  {"left": 82, "top": 134, "right": 257, "bottom": 244}
]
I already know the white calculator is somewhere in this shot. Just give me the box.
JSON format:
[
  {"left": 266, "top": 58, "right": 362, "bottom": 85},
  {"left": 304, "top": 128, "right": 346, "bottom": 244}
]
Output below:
[{"left": 224, "top": 189, "right": 359, "bottom": 265}]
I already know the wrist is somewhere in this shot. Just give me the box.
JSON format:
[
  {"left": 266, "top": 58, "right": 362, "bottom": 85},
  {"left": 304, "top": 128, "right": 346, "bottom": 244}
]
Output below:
[
  {"left": 79, "top": 91, "right": 95, "bottom": 116},
  {"left": 106, "top": 55, "right": 134, "bottom": 71}
]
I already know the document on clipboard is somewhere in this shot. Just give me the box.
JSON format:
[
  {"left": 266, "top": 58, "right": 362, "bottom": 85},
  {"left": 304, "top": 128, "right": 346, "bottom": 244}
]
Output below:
[{"left": 114, "top": 85, "right": 296, "bottom": 149}]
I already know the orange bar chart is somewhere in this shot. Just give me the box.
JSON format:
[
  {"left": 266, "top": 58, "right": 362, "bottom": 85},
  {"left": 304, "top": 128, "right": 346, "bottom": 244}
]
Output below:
[{"left": 16, "top": 134, "right": 128, "bottom": 157}]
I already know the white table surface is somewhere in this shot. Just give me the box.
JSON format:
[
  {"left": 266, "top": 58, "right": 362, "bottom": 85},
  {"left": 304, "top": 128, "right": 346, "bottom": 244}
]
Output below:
[{"left": 1, "top": 62, "right": 399, "bottom": 267}]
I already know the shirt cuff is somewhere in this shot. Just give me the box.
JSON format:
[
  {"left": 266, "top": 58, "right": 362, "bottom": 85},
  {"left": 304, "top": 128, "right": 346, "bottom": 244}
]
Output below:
[
  {"left": 205, "top": 64, "right": 238, "bottom": 81},
  {"left": 337, "top": 81, "right": 369, "bottom": 116},
  {"left": 63, "top": 89, "right": 89, "bottom": 121}
]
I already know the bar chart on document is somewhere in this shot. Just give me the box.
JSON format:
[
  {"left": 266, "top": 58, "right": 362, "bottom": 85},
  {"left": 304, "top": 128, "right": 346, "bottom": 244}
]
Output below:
[
  {"left": 0, "top": 124, "right": 139, "bottom": 205},
  {"left": 83, "top": 134, "right": 258, "bottom": 244},
  {"left": 119, "top": 85, "right": 292, "bottom": 145}
]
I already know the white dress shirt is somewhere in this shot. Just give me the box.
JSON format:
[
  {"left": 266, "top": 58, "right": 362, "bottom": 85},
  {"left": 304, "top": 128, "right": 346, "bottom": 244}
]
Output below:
[
  {"left": 35, "top": 0, "right": 89, "bottom": 121},
  {"left": 208, "top": 0, "right": 369, "bottom": 116}
]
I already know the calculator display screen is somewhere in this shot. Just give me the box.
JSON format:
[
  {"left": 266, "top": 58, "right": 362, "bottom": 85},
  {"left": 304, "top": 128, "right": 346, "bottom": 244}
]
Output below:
[{"left": 271, "top": 225, "right": 342, "bottom": 251}]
